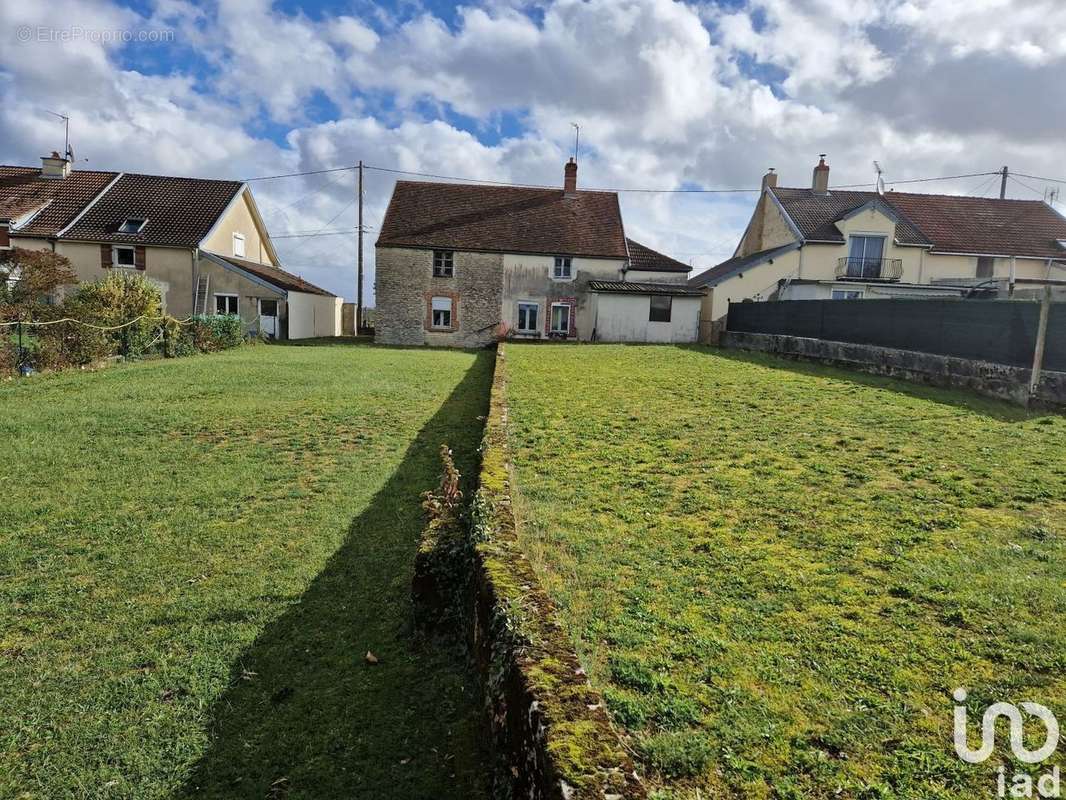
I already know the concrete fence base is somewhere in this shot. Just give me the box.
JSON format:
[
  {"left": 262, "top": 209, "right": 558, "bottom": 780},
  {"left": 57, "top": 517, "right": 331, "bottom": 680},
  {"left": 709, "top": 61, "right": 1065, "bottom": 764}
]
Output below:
[{"left": 722, "top": 331, "right": 1066, "bottom": 409}]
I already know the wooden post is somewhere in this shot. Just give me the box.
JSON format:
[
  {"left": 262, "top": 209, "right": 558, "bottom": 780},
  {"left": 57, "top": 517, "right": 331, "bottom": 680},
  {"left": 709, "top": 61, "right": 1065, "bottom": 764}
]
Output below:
[
  {"left": 357, "top": 160, "right": 364, "bottom": 334},
  {"left": 1029, "top": 285, "right": 1053, "bottom": 401}
]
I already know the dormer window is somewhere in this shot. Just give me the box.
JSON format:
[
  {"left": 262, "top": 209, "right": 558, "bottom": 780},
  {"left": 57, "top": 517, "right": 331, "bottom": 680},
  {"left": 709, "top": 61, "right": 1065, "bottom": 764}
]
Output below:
[
  {"left": 553, "top": 256, "right": 572, "bottom": 280},
  {"left": 118, "top": 217, "right": 147, "bottom": 234},
  {"left": 232, "top": 232, "right": 246, "bottom": 258}
]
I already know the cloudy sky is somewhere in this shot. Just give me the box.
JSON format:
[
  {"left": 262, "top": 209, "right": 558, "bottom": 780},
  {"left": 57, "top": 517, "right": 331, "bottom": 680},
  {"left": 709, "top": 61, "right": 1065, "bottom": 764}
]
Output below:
[{"left": 3, "top": 0, "right": 1065, "bottom": 300}]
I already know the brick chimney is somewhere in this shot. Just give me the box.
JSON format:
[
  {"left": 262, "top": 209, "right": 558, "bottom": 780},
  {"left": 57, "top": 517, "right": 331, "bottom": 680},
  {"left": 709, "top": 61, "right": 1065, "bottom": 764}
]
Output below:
[
  {"left": 812, "top": 154, "right": 829, "bottom": 193},
  {"left": 762, "top": 168, "right": 778, "bottom": 190},
  {"left": 564, "top": 157, "right": 578, "bottom": 196},
  {"left": 41, "top": 151, "right": 71, "bottom": 179}
]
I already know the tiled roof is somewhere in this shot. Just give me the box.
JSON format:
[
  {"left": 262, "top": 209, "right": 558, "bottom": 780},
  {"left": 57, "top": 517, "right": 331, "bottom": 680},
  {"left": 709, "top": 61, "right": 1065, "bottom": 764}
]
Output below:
[
  {"left": 885, "top": 192, "right": 1066, "bottom": 259},
  {"left": 63, "top": 173, "right": 244, "bottom": 247},
  {"left": 772, "top": 187, "right": 930, "bottom": 245},
  {"left": 625, "top": 238, "right": 692, "bottom": 273},
  {"left": 771, "top": 186, "right": 1066, "bottom": 258},
  {"left": 689, "top": 243, "right": 800, "bottom": 288},
  {"left": 588, "top": 280, "right": 705, "bottom": 296},
  {"left": 206, "top": 252, "right": 335, "bottom": 297},
  {"left": 377, "top": 180, "right": 628, "bottom": 259},
  {"left": 0, "top": 166, "right": 117, "bottom": 235}
]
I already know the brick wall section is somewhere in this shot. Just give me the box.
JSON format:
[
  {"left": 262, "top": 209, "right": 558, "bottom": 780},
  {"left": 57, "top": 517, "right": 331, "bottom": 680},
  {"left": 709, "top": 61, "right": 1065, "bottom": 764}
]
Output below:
[{"left": 375, "top": 246, "right": 503, "bottom": 347}]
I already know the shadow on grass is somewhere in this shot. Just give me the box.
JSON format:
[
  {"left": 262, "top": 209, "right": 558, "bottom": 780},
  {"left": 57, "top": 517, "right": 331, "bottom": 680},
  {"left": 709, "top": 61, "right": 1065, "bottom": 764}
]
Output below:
[
  {"left": 178, "top": 350, "right": 495, "bottom": 800},
  {"left": 683, "top": 344, "right": 1057, "bottom": 422}
]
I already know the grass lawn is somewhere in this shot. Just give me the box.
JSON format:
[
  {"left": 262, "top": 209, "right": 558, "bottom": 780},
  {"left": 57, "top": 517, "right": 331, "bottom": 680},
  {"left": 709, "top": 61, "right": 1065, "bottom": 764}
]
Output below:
[
  {"left": 0, "top": 342, "right": 493, "bottom": 799},
  {"left": 504, "top": 344, "right": 1066, "bottom": 799}
]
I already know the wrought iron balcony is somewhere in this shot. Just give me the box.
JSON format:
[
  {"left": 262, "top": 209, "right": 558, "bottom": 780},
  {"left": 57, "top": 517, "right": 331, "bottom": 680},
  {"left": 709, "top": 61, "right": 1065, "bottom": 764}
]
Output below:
[{"left": 836, "top": 257, "right": 903, "bottom": 282}]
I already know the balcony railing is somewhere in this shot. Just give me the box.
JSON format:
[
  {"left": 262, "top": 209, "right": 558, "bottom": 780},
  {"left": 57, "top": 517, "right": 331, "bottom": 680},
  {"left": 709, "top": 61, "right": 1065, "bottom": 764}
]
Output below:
[{"left": 836, "top": 257, "right": 903, "bottom": 282}]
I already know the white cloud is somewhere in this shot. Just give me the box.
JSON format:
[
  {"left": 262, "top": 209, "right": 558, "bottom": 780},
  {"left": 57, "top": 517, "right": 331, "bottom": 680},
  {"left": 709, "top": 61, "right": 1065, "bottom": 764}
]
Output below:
[{"left": 2, "top": 0, "right": 1065, "bottom": 301}]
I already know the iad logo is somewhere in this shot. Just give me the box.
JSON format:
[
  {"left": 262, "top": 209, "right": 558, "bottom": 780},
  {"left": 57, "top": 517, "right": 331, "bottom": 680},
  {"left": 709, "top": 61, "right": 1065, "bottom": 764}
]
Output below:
[{"left": 953, "top": 688, "right": 1061, "bottom": 798}]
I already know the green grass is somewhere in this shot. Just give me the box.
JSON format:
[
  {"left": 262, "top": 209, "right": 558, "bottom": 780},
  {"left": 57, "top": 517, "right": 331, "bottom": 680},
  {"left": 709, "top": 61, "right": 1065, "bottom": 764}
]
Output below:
[
  {"left": 504, "top": 344, "right": 1066, "bottom": 800},
  {"left": 0, "top": 343, "right": 493, "bottom": 799}
]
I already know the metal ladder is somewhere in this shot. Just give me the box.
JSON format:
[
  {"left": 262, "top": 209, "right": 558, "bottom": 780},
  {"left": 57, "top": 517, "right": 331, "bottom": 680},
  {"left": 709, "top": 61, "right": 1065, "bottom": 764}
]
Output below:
[{"left": 195, "top": 274, "right": 210, "bottom": 314}]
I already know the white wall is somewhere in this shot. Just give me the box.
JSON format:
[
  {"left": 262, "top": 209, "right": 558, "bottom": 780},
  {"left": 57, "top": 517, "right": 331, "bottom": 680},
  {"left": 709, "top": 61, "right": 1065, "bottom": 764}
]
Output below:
[
  {"left": 287, "top": 291, "right": 342, "bottom": 339},
  {"left": 594, "top": 293, "right": 701, "bottom": 343}
]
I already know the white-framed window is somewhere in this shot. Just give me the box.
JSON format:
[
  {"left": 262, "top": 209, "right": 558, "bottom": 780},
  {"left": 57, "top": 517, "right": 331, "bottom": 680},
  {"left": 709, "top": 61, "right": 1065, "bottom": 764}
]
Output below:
[
  {"left": 433, "top": 250, "right": 454, "bottom": 277},
  {"left": 112, "top": 245, "right": 136, "bottom": 268},
  {"left": 649, "top": 295, "right": 672, "bottom": 322},
  {"left": 553, "top": 256, "right": 573, "bottom": 280},
  {"left": 549, "top": 303, "right": 571, "bottom": 334},
  {"left": 232, "top": 232, "right": 246, "bottom": 258},
  {"left": 845, "top": 235, "right": 885, "bottom": 278},
  {"left": 831, "top": 289, "right": 864, "bottom": 300},
  {"left": 118, "top": 217, "right": 147, "bottom": 234},
  {"left": 431, "top": 296, "right": 453, "bottom": 329},
  {"left": 516, "top": 301, "right": 539, "bottom": 333},
  {"left": 215, "top": 293, "right": 239, "bottom": 315}
]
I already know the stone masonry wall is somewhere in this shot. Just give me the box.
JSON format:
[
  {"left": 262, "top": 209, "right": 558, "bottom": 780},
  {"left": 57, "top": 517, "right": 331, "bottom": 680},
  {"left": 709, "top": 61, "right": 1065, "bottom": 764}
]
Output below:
[
  {"left": 375, "top": 246, "right": 503, "bottom": 347},
  {"left": 722, "top": 330, "right": 1066, "bottom": 409}
]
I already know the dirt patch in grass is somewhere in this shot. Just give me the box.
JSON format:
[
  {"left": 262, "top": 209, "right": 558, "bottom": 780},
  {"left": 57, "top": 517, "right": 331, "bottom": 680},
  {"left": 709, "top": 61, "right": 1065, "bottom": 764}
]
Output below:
[{"left": 505, "top": 344, "right": 1066, "bottom": 799}]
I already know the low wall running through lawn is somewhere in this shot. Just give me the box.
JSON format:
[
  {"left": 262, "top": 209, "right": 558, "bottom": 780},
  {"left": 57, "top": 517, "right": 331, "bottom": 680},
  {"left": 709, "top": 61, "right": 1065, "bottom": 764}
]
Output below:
[
  {"left": 413, "top": 345, "right": 645, "bottom": 800},
  {"left": 722, "top": 331, "right": 1066, "bottom": 408}
]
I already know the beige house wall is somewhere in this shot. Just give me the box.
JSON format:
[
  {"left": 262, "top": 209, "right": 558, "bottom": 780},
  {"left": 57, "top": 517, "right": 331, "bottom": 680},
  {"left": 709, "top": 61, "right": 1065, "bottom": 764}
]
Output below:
[
  {"left": 737, "top": 192, "right": 797, "bottom": 257},
  {"left": 201, "top": 190, "right": 276, "bottom": 266},
  {"left": 501, "top": 253, "right": 624, "bottom": 341},
  {"left": 707, "top": 248, "right": 802, "bottom": 321},
  {"left": 195, "top": 255, "right": 284, "bottom": 333}
]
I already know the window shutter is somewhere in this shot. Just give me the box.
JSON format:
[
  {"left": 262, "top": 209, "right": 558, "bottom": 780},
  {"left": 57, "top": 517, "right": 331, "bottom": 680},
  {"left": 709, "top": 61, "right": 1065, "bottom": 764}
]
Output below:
[
  {"left": 135, "top": 246, "right": 146, "bottom": 271},
  {"left": 101, "top": 244, "right": 111, "bottom": 268},
  {"left": 0, "top": 224, "right": 9, "bottom": 249}
]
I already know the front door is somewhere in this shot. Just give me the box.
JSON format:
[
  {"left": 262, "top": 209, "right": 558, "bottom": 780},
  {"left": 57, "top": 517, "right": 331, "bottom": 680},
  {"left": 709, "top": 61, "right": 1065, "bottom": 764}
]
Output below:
[{"left": 259, "top": 299, "right": 278, "bottom": 338}]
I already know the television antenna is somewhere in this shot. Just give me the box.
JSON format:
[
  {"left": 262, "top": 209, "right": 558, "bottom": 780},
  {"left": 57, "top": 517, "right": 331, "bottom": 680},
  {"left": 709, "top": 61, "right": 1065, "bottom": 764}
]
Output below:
[
  {"left": 571, "top": 122, "right": 580, "bottom": 161},
  {"left": 873, "top": 160, "right": 885, "bottom": 195},
  {"left": 43, "top": 109, "right": 73, "bottom": 161}
]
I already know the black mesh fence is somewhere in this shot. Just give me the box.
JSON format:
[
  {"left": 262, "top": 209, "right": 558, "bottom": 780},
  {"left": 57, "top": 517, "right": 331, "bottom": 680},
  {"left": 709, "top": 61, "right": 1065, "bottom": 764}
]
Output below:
[{"left": 727, "top": 299, "right": 1065, "bottom": 371}]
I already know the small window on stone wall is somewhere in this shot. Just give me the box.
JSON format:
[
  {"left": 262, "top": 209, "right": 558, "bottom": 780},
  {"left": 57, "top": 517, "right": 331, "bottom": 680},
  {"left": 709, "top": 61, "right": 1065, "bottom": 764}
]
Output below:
[
  {"left": 433, "top": 250, "right": 454, "bottom": 277},
  {"left": 976, "top": 256, "right": 994, "bottom": 279},
  {"left": 431, "top": 296, "right": 453, "bottom": 328}
]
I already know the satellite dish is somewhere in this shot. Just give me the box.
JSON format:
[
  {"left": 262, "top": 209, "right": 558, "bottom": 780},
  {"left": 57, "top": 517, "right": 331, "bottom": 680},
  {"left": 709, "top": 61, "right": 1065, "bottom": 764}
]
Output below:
[{"left": 66, "top": 144, "right": 75, "bottom": 163}]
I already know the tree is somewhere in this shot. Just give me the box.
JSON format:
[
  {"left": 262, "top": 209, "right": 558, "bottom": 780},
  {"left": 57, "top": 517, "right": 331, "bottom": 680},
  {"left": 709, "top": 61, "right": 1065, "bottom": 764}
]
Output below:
[{"left": 0, "top": 247, "right": 78, "bottom": 320}]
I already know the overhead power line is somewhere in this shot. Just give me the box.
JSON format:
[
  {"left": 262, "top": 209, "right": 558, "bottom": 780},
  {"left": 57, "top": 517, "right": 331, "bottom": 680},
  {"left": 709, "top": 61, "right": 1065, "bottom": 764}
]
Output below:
[
  {"left": 271, "top": 229, "right": 358, "bottom": 239},
  {"left": 243, "top": 166, "right": 356, "bottom": 182}
]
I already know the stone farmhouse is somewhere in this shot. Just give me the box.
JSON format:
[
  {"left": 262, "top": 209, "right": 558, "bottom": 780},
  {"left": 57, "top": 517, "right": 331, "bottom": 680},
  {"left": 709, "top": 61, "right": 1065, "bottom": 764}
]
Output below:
[{"left": 374, "top": 159, "right": 705, "bottom": 347}]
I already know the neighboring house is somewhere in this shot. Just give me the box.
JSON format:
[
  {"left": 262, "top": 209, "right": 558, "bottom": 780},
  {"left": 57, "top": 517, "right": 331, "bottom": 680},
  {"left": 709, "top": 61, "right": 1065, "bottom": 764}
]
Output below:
[
  {"left": 691, "top": 156, "right": 1066, "bottom": 338},
  {"left": 0, "top": 152, "right": 341, "bottom": 339},
  {"left": 374, "top": 159, "right": 703, "bottom": 347}
]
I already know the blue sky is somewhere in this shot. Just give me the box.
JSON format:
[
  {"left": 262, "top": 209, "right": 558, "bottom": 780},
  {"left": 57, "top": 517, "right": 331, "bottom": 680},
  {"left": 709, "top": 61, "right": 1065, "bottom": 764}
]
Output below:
[{"left": 3, "top": 0, "right": 1066, "bottom": 299}]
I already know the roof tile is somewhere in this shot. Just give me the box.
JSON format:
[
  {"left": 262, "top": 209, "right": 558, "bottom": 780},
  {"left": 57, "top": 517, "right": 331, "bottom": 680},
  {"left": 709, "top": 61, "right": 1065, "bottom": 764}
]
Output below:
[
  {"left": 0, "top": 166, "right": 117, "bottom": 235},
  {"left": 377, "top": 180, "right": 627, "bottom": 258},
  {"left": 625, "top": 238, "right": 691, "bottom": 273}
]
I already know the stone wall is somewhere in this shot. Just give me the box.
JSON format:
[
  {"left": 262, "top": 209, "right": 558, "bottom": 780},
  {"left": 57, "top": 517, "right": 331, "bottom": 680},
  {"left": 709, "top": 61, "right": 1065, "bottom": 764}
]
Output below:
[
  {"left": 375, "top": 246, "right": 503, "bottom": 347},
  {"left": 722, "top": 330, "right": 1066, "bottom": 409},
  {"left": 414, "top": 345, "right": 646, "bottom": 798}
]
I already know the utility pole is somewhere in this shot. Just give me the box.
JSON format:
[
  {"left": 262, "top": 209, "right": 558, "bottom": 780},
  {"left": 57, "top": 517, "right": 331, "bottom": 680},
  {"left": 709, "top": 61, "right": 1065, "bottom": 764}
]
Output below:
[
  {"left": 357, "top": 159, "right": 364, "bottom": 334},
  {"left": 1000, "top": 165, "right": 1009, "bottom": 199},
  {"left": 1029, "top": 285, "right": 1053, "bottom": 403}
]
